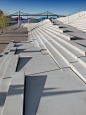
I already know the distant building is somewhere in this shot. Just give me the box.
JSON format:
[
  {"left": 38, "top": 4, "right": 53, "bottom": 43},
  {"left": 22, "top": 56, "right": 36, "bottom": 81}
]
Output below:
[{"left": 0, "top": 9, "right": 3, "bottom": 16}]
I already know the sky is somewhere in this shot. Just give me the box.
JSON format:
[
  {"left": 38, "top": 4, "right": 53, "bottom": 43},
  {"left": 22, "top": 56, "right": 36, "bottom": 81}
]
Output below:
[{"left": 0, "top": 0, "right": 86, "bottom": 17}]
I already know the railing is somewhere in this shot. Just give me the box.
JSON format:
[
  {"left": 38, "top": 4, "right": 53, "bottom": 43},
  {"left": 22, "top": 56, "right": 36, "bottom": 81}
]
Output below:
[{"left": 67, "top": 5, "right": 86, "bottom": 24}]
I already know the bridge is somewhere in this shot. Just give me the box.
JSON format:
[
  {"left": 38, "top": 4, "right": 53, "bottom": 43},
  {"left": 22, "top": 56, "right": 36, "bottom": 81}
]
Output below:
[{"left": 8, "top": 11, "right": 66, "bottom": 18}]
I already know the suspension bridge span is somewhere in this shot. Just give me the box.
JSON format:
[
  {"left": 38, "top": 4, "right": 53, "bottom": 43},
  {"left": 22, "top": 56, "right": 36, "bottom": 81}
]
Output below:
[{"left": 8, "top": 11, "right": 66, "bottom": 18}]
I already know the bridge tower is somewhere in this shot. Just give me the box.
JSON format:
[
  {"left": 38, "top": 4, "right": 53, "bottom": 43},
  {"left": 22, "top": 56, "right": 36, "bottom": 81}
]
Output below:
[
  {"left": 18, "top": 11, "right": 21, "bottom": 27},
  {"left": 47, "top": 11, "right": 48, "bottom": 19},
  {"left": 47, "top": 15, "right": 48, "bottom": 19}
]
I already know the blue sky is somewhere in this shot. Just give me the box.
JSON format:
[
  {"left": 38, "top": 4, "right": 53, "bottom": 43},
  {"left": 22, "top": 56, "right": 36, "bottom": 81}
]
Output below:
[{"left": 0, "top": 0, "right": 86, "bottom": 16}]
